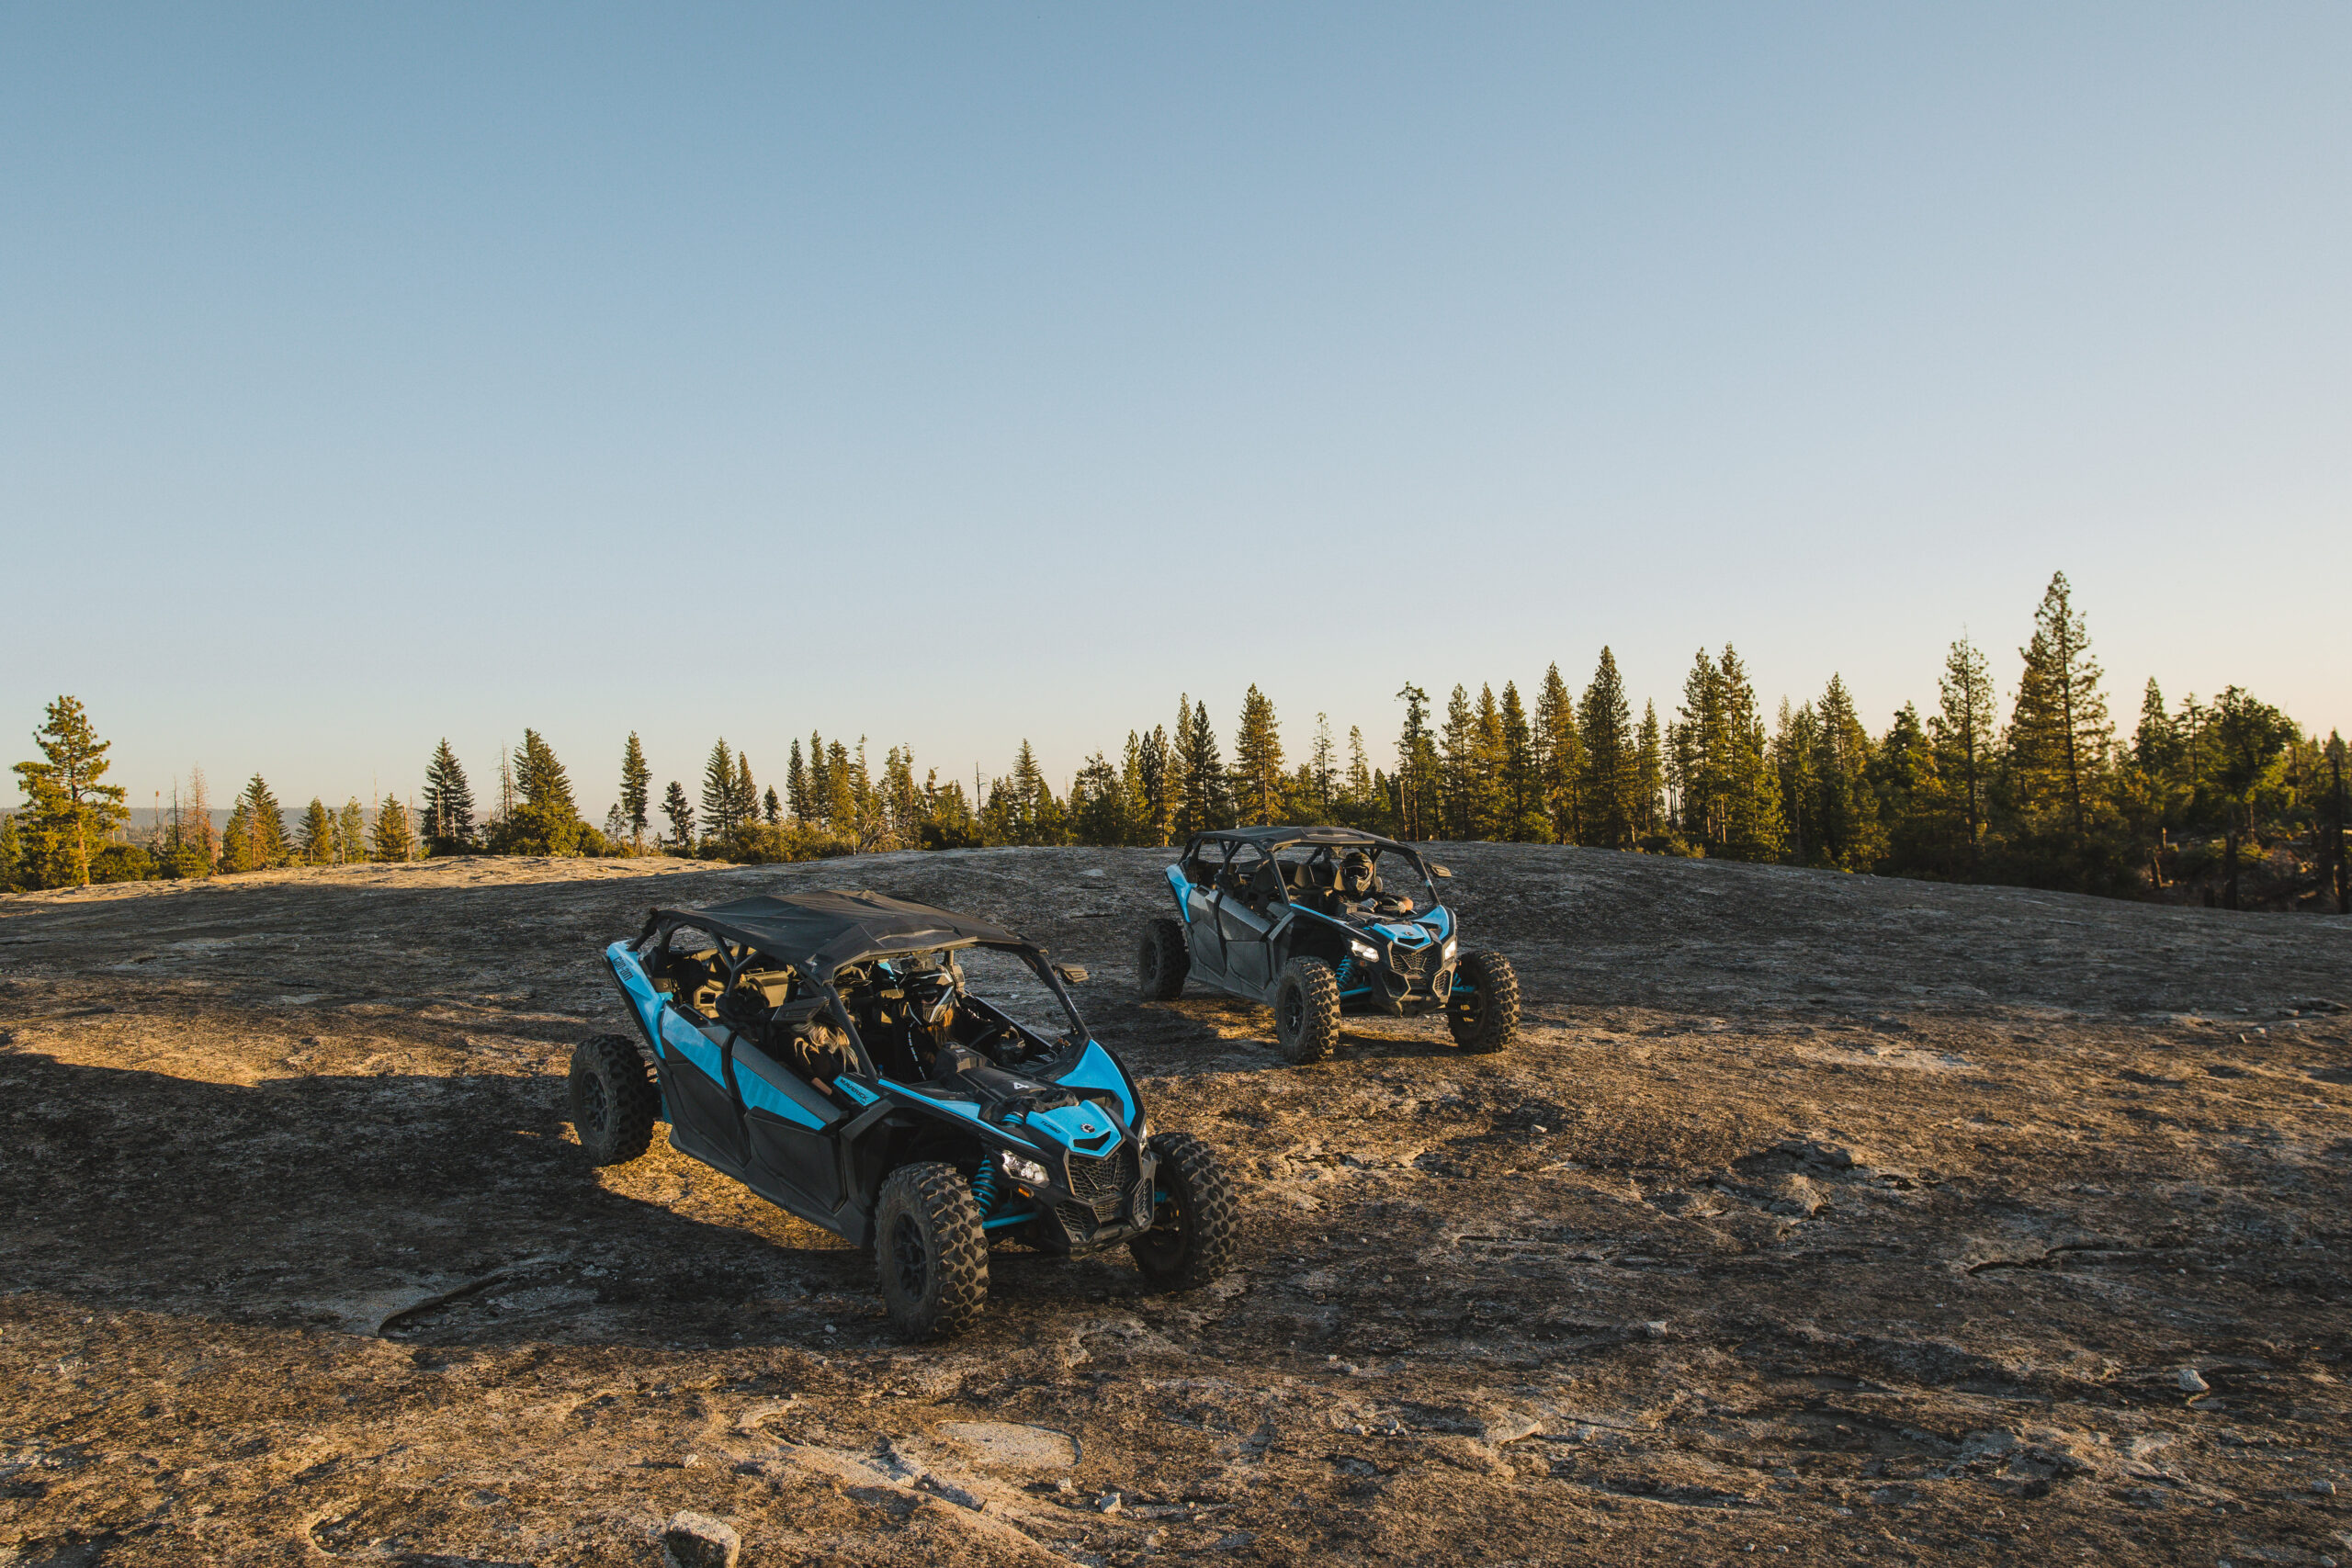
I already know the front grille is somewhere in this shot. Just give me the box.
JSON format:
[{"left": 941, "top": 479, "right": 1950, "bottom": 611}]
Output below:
[{"left": 1066, "top": 1143, "right": 1141, "bottom": 1220}]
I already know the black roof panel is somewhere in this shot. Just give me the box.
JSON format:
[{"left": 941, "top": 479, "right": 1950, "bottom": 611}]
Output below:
[
  {"left": 1191, "top": 825, "right": 1410, "bottom": 852},
  {"left": 649, "top": 890, "right": 1026, "bottom": 974}
]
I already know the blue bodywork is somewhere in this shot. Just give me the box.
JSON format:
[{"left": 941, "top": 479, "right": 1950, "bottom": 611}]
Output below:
[{"left": 601, "top": 937, "right": 1152, "bottom": 1248}]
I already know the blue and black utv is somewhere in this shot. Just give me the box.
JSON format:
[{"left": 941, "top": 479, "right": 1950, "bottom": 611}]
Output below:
[
  {"left": 570, "top": 889, "right": 1238, "bottom": 1339},
  {"left": 1136, "top": 826, "right": 1521, "bottom": 1064}
]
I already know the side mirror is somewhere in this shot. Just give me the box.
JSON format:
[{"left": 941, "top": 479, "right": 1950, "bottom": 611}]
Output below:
[
  {"left": 1429, "top": 863, "right": 1453, "bottom": 879},
  {"left": 1054, "top": 964, "right": 1090, "bottom": 986}
]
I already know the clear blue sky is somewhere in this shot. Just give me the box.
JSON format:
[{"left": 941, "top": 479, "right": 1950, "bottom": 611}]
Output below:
[{"left": 5, "top": 5, "right": 2346, "bottom": 817}]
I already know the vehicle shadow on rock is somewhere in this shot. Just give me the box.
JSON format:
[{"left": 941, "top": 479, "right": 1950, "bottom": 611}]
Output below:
[{"left": 0, "top": 1050, "right": 1211, "bottom": 1353}]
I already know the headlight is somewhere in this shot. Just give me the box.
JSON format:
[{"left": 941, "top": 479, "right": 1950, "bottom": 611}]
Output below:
[
  {"left": 1001, "top": 1151, "right": 1051, "bottom": 1187},
  {"left": 1350, "top": 941, "right": 1379, "bottom": 962},
  {"left": 1442, "top": 938, "right": 1457, "bottom": 961}
]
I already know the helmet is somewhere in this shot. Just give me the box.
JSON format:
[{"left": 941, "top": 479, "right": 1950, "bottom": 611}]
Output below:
[{"left": 1339, "top": 850, "right": 1375, "bottom": 897}]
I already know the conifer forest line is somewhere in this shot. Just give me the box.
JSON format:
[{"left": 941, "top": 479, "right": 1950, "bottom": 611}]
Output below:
[{"left": 8, "top": 572, "right": 2347, "bottom": 913}]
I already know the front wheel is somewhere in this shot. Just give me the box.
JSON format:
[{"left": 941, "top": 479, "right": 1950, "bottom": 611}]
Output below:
[
  {"left": 1136, "top": 917, "right": 1191, "bottom": 1000},
  {"left": 1272, "top": 957, "right": 1341, "bottom": 1065},
  {"left": 569, "top": 1034, "right": 660, "bottom": 1165},
  {"left": 1446, "top": 950, "right": 1521, "bottom": 1053},
  {"left": 874, "top": 1163, "right": 989, "bottom": 1339},
  {"left": 1129, "top": 1133, "right": 1239, "bottom": 1291}
]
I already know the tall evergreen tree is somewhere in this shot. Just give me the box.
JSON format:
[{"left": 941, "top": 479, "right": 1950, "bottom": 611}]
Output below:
[
  {"left": 808, "top": 733, "right": 834, "bottom": 828},
  {"left": 1773, "top": 699, "right": 1823, "bottom": 864},
  {"left": 2205, "top": 687, "right": 2300, "bottom": 909},
  {"left": 1138, "top": 724, "right": 1173, "bottom": 845},
  {"left": 763, "top": 784, "right": 782, "bottom": 825},
  {"left": 423, "top": 739, "right": 476, "bottom": 853},
  {"left": 1871, "top": 702, "right": 1940, "bottom": 873},
  {"left": 1498, "top": 682, "right": 1544, "bottom": 841},
  {"left": 786, "top": 739, "right": 811, "bottom": 824},
  {"left": 1308, "top": 714, "right": 1338, "bottom": 819},
  {"left": 618, "top": 733, "right": 651, "bottom": 851},
  {"left": 1173, "top": 696, "right": 1228, "bottom": 835},
  {"left": 236, "top": 773, "right": 289, "bottom": 868},
  {"left": 509, "top": 729, "right": 585, "bottom": 855},
  {"left": 1635, "top": 700, "right": 1666, "bottom": 840},
  {"left": 1393, "top": 684, "right": 1441, "bottom": 840},
  {"left": 336, "top": 798, "right": 368, "bottom": 864},
  {"left": 734, "top": 751, "right": 758, "bottom": 837},
  {"left": 1233, "top": 685, "right": 1285, "bottom": 826},
  {"left": 299, "top": 797, "right": 335, "bottom": 864},
  {"left": 371, "top": 795, "right": 415, "bottom": 862},
  {"left": 662, "top": 781, "right": 694, "bottom": 849},
  {"left": 1437, "top": 684, "right": 1477, "bottom": 840},
  {"left": 700, "top": 739, "right": 739, "bottom": 848},
  {"left": 1577, "top": 649, "right": 1639, "bottom": 849},
  {"left": 2007, "top": 571, "right": 2111, "bottom": 843},
  {"left": 1533, "top": 663, "right": 1581, "bottom": 844},
  {"left": 9, "top": 696, "right": 130, "bottom": 888},
  {"left": 1929, "top": 635, "right": 1997, "bottom": 864},
  {"left": 218, "top": 796, "right": 256, "bottom": 874},
  {"left": 825, "top": 739, "right": 857, "bottom": 832},
  {"left": 1807, "top": 675, "right": 1877, "bottom": 871}
]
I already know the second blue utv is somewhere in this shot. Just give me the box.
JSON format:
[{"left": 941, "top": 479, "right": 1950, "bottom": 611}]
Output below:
[
  {"left": 1136, "top": 826, "right": 1521, "bottom": 1064},
  {"left": 568, "top": 890, "right": 1238, "bottom": 1340}
]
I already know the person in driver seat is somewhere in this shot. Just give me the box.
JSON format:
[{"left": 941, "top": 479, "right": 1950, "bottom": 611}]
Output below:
[{"left": 1338, "top": 850, "right": 1378, "bottom": 908}]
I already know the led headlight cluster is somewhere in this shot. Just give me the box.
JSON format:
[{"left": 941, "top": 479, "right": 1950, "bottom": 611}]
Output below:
[
  {"left": 1001, "top": 1151, "right": 1052, "bottom": 1187},
  {"left": 1349, "top": 941, "right": 1379, "bottom": 962},
  {"left": 1442, "top": 938, "right": 1457, "bottom": 961}
]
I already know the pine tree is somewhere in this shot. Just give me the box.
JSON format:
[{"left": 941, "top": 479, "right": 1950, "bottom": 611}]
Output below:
[
  {"left": 618, "top": 733, "right": 651, "bottom": 851},
  {"left": 299, "top": 798, "right": 335, "bottom": 863},
  {"left": 218, "top": 797, "right": 255, "bottom": 874},
  {"left": 734, "top": 751, "right": 758, "bottom": 840},
  {"left": 236, "top": 774, "right": 288, "bottom": 867},
  {"left": 700, "top": 739, "right": 737, "bottom": 850},
  {"left": 336, "top": 798, "right": 368, "bottom": 864},
  {"left": 825, "top": 739, "right": 857, "bottom": 835},
  {"left": 1497, "top": 682, "right": 1544, "bottom": 841},
  {"left": 1173, "top": 697, "right": 1228, "bottom": 835},
  {"left": 1808, "top": 675, "right": 1877, "bottom": 870},
  {"left": 808, "top": 733, "right": 833, "bottom": 828},
  {"left": 1929, "top": 635, "right": 1997, "bottom": 864},
  {"left": 423, "top": 739, "right": 476, "bottom": 853},
  {"left": 371, "top": 795, "right": 415, "bottom": 862},
  {"left": 0, "top": 812, "right": 19, "bottom": 893},
  {"left": 1872, "top": 703, "right": 1940, "bottom": 874},
  {"left": 763, "top": 784, "right": 781, "bottom": 825},
  {"left": 1534, "top": 663, "right": 1581, "bottom": 845},
  {"left": 1774, "top": 699, "right": 1822, "bottom": 864},
  {"left": 1308, "top": 714, "right": 1338, "bottom": 820},
  {"left": 1233, "top": 685, "right": 1285, "bottom": 826},
  {"left": 786, "top": 739, "right": 811, "bottom": 825},
  {"left": 662, "top": 781, "right": 694, "bottom": 849},
  {"left": 1635, "top": 700, "right": 1666, "bottom": 841},
  {"left": 2007, "top": 572, "right": 2111, "bottom": 843},
  {"left": 9, "top": 696, "right": 130, "bottom": 888},
  {"left": 509, "top": 729, "right": 585, "bottom": 855},
  {"left": 1117, "top": 732, "right": 1152, "bottom": 847},
  {"left": 1577, "top": 649, "right": 1639, "bottom": 849},
  {"left": 2206, "top": 687, "right": 2300, "bottom": 909},
  {"left": 1394, "top": 684, "right": 1441, "bottom": 840},
  {"left": 1437, "top": 684, "right": 1476, "bottom": 840},
  {"left": 1071, "top": 751, "right": 1124, "bottom": 845}
]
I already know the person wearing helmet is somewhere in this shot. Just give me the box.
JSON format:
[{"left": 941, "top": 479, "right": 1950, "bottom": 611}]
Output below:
[{"left": 1337, "top": 850, "right": 1377, "bottom": 908}]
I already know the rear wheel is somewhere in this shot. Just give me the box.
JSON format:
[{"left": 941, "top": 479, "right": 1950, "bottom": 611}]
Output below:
[
  {"left": 1129, "top": 1133, "right": 1238, "bottom": 1291},
  {"left": 874, "top": 1162, "right": 989, "bottom": 1339},
  {"left": 1272, "top": 957, "right": 1341, "bottom": 1065},
  {"left": 569, "top": 1034, "right": 659, "bottom": 1165},
  {"left": 1446, "top": 950, "right": 1521, "bottom": 1053},
  {"left": 1136, "top": 917, "right": 1191, "bottom": 1000}
]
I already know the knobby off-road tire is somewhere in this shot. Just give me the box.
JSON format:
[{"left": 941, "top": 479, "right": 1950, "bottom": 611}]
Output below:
[
  {"left": 569, "top": 1033, "right": 660, "bottom": 1165},
  {"left": 1272, "top": 957, "right": 1341, "bottom": 1065},
  {"left": 1129, "top": 1132, "right": 1239, "bottom": 1292},
  {"left": 1136, "top": 917, "right": 1191, "bottom": 1000},
  {"left": 1446, "top": 950, "right": 1521, "bottom": 1054},
  {"left": 874, "top": 1162, "right": 989, "bottom": 1340}
]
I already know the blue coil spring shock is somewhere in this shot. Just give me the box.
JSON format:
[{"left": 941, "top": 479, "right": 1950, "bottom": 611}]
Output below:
[
  {"left": 968, "top": 1159, "right": 999, "bottom": 1218},
  {"left": 1335, "top": 955, "right": 1354, "bottom": 989}
]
